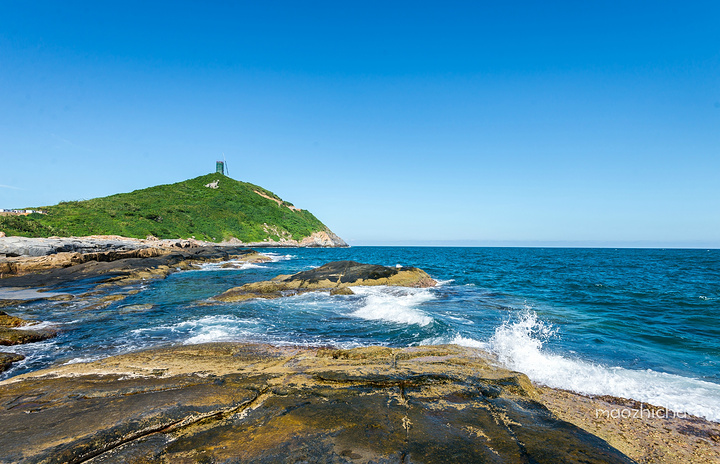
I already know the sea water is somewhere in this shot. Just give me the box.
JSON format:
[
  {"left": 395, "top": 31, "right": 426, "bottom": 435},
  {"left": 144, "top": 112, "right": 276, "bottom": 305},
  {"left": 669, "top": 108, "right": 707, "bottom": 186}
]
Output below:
[{"left": 3, "top": 247, "right": 719, "bottom": 421}]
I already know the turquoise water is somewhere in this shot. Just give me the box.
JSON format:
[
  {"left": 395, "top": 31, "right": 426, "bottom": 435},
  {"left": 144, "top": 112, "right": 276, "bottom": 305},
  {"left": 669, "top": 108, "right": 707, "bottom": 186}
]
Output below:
[{"left": 3, "top": 247, "right": 720, "bottom": 421}]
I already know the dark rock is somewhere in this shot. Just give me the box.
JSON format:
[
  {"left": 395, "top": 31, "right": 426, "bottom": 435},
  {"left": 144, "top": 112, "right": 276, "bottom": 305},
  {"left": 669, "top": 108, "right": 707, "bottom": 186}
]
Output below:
[{"left": 215, "top": 261, "right": 436, "bottom": 302}]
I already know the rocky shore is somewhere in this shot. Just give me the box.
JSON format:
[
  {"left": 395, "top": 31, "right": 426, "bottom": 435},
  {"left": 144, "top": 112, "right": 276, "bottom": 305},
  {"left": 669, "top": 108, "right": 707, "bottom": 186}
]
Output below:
[
  {"left": 0, "top": 230, "right": 347, "bottom": 260},
  {"left": 0, "top": 236, "right": 271, "bottom": 373},
  {"left": 0, "top": 343, "right": 636, "bottom": 464},
  {"left": 1, "top": 241, "right": 718, "bottom": 463},
  {"left": 1, "top": 342, "right": 716, "bottom": 464}
]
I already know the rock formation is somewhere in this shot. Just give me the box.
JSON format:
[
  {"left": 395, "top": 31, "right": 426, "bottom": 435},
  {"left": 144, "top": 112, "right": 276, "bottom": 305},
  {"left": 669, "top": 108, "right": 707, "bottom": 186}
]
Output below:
[
  {"left": 0, "top": 310, "right": 56, "bottom": 361},
  {"left": 0, "top": 343, "right": 635, "bottom": 463},
  {"left": 0, "top": 235, "right": 203, "bottom": 258},
  {"left": 214, "top": 260, "right": 436, "bottom": 302},
  {"left": 1, "top": 246, "right": 268, "bottom": 288},
  {"left": 0, "top": 352, "right": 24, "bottom": 373}
]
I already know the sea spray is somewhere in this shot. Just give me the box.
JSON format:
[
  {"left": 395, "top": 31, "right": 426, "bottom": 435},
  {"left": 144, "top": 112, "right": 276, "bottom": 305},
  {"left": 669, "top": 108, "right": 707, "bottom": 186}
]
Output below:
[{"left": 489, "top": 310, "right": 720, "bottom": 421}]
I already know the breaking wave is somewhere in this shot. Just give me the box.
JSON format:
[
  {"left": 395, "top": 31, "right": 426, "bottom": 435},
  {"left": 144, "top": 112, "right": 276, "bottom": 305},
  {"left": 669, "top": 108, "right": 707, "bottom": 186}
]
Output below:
[
  {"left": 488, "top": 310, "right": 720, "bottom": 422},
  {"left": 348, "top": 286, "right": 434, "bottom": 327}
]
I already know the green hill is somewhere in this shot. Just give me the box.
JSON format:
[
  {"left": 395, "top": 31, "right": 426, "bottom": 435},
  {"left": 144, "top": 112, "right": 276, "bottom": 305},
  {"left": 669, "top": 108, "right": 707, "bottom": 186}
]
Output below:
[{"left": 0, "top": 173, "right": 339, "bottom": 243}]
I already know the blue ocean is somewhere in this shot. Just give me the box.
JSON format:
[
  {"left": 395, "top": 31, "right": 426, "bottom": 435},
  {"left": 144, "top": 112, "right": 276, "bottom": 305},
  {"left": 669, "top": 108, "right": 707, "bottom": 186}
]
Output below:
[{"left": 3, "top": 247, "right": 720, "bottom": 422}]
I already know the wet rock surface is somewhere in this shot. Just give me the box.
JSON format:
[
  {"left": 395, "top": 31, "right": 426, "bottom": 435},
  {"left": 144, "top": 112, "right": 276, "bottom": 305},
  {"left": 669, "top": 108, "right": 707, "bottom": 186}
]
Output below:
[
  {"left": 0, "top": 310, "right": 56, "bottom": 347},
  {"left": 0, "top": 343, "right": 635, "bottom": 464},
  {"left": 215, "top": 260, "right": 437, "bottom": 302},
  {"left": 0, "top": 352, "right": 24, "bottom": 373}
]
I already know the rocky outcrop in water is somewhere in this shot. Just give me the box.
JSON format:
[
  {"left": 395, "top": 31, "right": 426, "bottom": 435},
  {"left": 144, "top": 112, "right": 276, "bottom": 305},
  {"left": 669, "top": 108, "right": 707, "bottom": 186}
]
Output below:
[
  {"left": 214, "top": 260, "right": 436, "bottom": 302},
  {"left": 0, "top": 310, "right": 56, "bottom": 348},
  {"left": 0, "top": 343, "right": 635, "bottom": 464},
  {"left": 0, "top": 352, "right": 24, "bottom": 373}
]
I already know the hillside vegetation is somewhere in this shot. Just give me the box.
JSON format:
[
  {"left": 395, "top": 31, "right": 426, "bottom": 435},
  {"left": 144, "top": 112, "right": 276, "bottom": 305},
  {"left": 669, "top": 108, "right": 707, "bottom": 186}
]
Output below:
[{"left": 0, "top": 174, "right": 330, "bottom": 243}]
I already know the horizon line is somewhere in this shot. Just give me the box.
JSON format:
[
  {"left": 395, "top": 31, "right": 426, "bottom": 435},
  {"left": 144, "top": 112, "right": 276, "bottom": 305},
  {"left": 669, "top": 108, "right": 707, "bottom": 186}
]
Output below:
[{"left": 346, "top": 240, "right": 720, "bottom": 249}]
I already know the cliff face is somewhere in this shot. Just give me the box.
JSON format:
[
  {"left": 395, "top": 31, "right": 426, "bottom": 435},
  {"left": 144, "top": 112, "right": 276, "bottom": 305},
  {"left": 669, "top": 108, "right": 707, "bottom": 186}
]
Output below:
[
  {"left": 0, "top": 173, "right": 347, "bottom": 246},
  {"left": 225, "top": 229, "right": 348, "bottom": 248}
]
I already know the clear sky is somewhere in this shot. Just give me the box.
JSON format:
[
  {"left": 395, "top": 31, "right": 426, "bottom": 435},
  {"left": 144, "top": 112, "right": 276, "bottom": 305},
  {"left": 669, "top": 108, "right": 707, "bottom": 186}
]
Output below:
[{"left": 1, "top": 1, "right": 718, "bottom": 247}]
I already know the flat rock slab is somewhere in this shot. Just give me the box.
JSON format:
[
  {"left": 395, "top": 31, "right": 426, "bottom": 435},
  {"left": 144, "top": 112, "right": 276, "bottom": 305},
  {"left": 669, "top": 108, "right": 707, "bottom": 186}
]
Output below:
[
  {"left": 0, "top": 236, "right": 149, "bottom": 258},
  {"left": 0, "top": 246, "right": 263, "bottom": 289},
  {"left": 0, "top": 343, "right": 635, "bottom": 464}
]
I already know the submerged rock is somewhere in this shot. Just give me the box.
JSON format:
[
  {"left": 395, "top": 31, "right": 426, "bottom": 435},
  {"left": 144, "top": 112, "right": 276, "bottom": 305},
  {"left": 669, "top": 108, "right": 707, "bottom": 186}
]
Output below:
[
  {"left": 0, "top": 343, "right": 635, "bottom": 463},
  {"left": 215, "top": 260, "right": 437, "bottom": 302}
]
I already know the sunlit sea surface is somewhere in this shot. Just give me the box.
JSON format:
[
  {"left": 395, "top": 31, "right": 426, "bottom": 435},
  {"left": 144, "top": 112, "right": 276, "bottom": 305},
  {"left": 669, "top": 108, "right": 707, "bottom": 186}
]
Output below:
[{"left": 3, "top": 247, "right": 719, "bottom": 421}]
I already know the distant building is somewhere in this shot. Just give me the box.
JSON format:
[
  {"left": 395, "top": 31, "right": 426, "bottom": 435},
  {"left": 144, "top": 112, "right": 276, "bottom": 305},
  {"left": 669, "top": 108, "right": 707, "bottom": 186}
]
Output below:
[{"left": 0, "top": 209, "right": 46, "bottom": 216}]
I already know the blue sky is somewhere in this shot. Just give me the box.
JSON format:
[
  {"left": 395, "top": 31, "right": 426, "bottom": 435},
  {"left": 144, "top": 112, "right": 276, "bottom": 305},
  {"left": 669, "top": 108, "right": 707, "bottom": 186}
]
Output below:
[{"left": 1, "top": 1, "right": 718, "bottom": 246}]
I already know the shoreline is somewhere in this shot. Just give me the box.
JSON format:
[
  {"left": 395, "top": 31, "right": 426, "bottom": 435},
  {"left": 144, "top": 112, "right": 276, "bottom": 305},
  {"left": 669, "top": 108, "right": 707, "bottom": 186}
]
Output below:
[
  {"left": 0, "top": 342, "right": 716, "bottom": 463},
  {"left": 1, "top": 242, "right": 717, "bottom": 462},
  {"left": 0, "top": 231, "right": 348, "bottom": 259}
]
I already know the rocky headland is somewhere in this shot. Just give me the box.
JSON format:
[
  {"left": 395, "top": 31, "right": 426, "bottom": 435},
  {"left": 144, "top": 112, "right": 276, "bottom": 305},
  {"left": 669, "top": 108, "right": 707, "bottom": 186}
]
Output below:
[{"left": 0, "top": 173, "right": 349, "bottom": 246}]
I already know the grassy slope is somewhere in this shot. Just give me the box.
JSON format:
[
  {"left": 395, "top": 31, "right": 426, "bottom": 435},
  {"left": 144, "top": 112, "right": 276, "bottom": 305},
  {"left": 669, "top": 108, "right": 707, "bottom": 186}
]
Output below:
[{"left": 0, "top": 174, "right": 328, "bottom": 242}]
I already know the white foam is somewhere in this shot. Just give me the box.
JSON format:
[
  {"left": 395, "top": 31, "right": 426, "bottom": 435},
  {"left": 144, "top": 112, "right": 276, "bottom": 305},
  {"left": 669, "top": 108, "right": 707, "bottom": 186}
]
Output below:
[
  {"left": 196, "top": 260, "right": 265, "bottom": 271},
  {"left": 129, "top": 315, "right": 259, "bottom": 345},
  {"left": 14, "top": 321, "right": 57, "bottom": 331},
  {"left": 264, "top": 252, "right": 294, "bottom": 262},
  {"left": 63, "top": 355, "right": 105, "bottom": 365},
  {"left": 488, "top": 310, "right": 720, "bottom": 422},
  {"left": 348, "top": 286, "right": 434, "bottom": 327},
  {"left": 185, "top": 328, "right": 239, "bottom": 344},
  {"left": 421, "top": 333, "right": 488, "bottom": 349}
]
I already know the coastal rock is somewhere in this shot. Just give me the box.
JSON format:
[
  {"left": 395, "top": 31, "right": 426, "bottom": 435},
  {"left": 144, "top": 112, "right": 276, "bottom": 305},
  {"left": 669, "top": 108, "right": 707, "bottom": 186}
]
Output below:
[
  {"left": 214, "top": 260, "right": 436, "bottom": 302},
  {"left": 0, "top": 352, "right": 24, "bottom": 373},
  {"left": 0, "top": 327, "right": 56, "bottom": 346},
  {"left": 0, "top": 310, "right": 57, "bottom": 346},
  {"left": 223, "top": 229, "right": 349, "bottom": 248},
  {"left": 1, "top": 246, "right": 269, "bottom": 289},
  {"left": 0, "top": 310, "right": 30, "bottom": 327},
  {"left": 0, "top": 343, "right": 635, "bottom": 463},
  {"left": 539, "top": 387, "right": 720, "bottom": 464},
  {"left": 0, "top": 247, "right": 170, "bottom": 278},
  {"left": 0, "top": 236, "right": 149, "bottom": 257}
]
